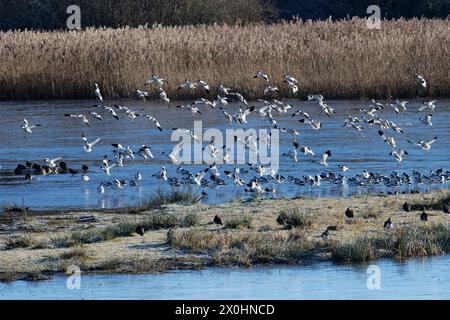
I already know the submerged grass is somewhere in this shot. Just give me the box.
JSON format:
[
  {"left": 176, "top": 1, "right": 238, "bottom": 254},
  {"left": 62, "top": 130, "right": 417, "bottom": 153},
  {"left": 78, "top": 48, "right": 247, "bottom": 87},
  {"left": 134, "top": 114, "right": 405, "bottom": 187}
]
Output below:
[{"left": 0, "top": 19, "right": 448, "bottom": 100}]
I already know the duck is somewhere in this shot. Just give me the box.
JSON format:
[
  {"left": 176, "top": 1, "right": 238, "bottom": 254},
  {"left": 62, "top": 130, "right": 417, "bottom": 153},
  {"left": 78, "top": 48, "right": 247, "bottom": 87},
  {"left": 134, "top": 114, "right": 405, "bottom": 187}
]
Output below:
[
  {"left": 420, "top": 211, "right": 428, "bottom": 221},
  {"left": 443, "top": 204, "right": 449, "bottom": 214},
  {"left": 403, "top": 201, "right": 411, "bottom": 212},
  {"left": 345, "top": 208, "right": 354, "bottom": 218},
  {"left": 213, "top": 215, "right": 224, "bottom": 225},
  {"left": 384, "top": 218, "right": 393, "bottom": 230}
]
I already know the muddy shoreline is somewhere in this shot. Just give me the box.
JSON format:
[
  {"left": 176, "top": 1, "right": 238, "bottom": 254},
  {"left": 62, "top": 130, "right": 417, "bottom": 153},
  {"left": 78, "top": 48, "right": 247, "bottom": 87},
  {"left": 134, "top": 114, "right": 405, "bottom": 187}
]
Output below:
[{"left": 1, "top": 191, "right": 449, "bottom": 283}]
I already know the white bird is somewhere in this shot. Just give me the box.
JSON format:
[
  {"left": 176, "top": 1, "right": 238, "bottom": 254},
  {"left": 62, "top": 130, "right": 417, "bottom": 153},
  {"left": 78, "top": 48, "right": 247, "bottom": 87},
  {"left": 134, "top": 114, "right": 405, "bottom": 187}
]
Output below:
[
  {"left": 362, "top": 171, "right": 371, "bottom": 179},
  {"left": 196, "top": 80, "right": 210, "bottom": 93},
  {"left": 64, "top": 114, "right": 90, "bottom": 127},
  {"left": 168, "top": 143, "right": 183, "bottom": 164},
  {"left": 229, "top": 92, "right": 248, "bottom": 105},
  {"left": 21, "top": 119, "right": 41, "bottom": 134},
  {"left": 136, "top": 89, "right": 150, "bottom": 101},
  {"left": 390, "top": 150, "right": 408, "bottom": 164},
  {"left": 320, "top": 150, "right": 331, "bottom": 166},
  {"left": 234, "top": 106, "right": 255, "bottom": 124},
  {"left": 95, "top": 83, "right": 103, "bottom": 102},
  {"left": 255, "top": 164, "right": 265, "bottom": 177},
  {"left": 101, "top": 163, "right": 116, "bottom": 176},
  {"left": 213, "top": 95, "right": 229, "bottom": 107},
  {"left": 307, "top": 94, "right": 324, "bottom": 102},
  {"left": 417, "top": 100, "right": 437, "bottom": 113},
  {"left": 44, "top": 157, "right": 63, "bottom": 168},
  {"left": 300, "top": 146, "right": 315, "bottom": 156},
  {"left": 82, "top": 173, "right": 90, "bottom": 184},
  {"left": 144, "top": 114, "right": 163, "bottom": 131},
  {"left": 134, "top": 172, "right": 142, "bottom": 182},
  {"left": 318, "top": 101, "right": 335, "bottom": 117},
  {"left": 89, "top": 112, "right": 103, "bottom": 121},
  {"left": 174, "top": 128, "right": 200, "bottom": 143},
  {"left": 158, "top": 88, "right": 170, "bottom": 104},
  {"left": 178, "top": 80, "right": 198, "bottom": 91},
  {"left": 125, "top": 146, "right": 135, "bottom": 159},
  {"left": 145, "top": 75, "right": 168, "bottom": 87},
  {"left": 194, "top": 168, "right": 209, "bottom": 186},
  {"left": 97, "top": 183, "right": 106, "bottom": 194},
  {"left": 264, "top": 85, "right": 280, "bottom": 95},
  {"left": 378, "top": 130, "right": 396, "bottom": 148},
  {"left": 112, "top": 143, "right": 126, "bottom": 151},
  {"left": 420, "top": 114, "right": 433, "bottom": 127},
  {"left": 394, "top": 99, "right": 408, "bottom": 111},
  {"left": 254, "top": 71, "right": 269, "bottom": 82},
  {"left": 218, "top": 84, "right": 233, "bottom": 96},
  {"left": 407, "top": 137, "right": 438, "bottom": 151},
  {"left": 299, "top": 118, "right": 321, "bottom": 130},
  {"left": 82, "top": 133, "right": 101, "bottom": 153},
  {"left": 222, "top": 110, "right": 233, "bottom": 123},
  {"left": 286, "top": 148, "right": 298, "bottom": 162},
  {"left": 156, "top": 167, "right": 167, "bottom": 181},
  {"left": 286, "top": 81, "right": 299, "bottom": 95},
  {"left": 138, "top": 145, "right": 154, "bottom": 160},
  {"left": 191, "top": 98, "right": 214, "bottom": 109},
  {"left": 283, "top": 74, "right": 298, "bottom": 84},
  {"left": 416, "top": 75, "right": 427, "bottom": 88},
  {"left": 98, "top": 105, "right": 119, "bottom": 120},
  {"left": 114, "top": 179, "right": 127, "bottom": 189},
  {"left": 339, "top": 165, "right": 349, "bottom": 172}
]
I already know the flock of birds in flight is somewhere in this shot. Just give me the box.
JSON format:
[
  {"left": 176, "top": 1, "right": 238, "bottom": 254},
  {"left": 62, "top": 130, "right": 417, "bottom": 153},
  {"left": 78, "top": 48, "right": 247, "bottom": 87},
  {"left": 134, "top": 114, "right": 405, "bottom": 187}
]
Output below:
[{"left": 13, "top": 72, "right": 449, "bottom": 205}]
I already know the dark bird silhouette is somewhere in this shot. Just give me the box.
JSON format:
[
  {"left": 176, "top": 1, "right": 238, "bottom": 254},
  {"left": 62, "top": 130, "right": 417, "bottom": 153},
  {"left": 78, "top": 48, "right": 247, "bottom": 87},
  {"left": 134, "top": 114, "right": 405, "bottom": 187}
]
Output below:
[
  {"left": 135, "top": 225, "right": 145, "bottom": 243},
  {"left": 213, "top": 215, "right": 223, "bottom": 225},
  {"left": 135, "top": 225, "right": 145, "bottom": 237},
  {"left": 321, "top": 229, "right": 329, "bottom": 239},
  {"left": 326, "top": 225, "right": 337, "bottom": 231},
  {"left": 420, "top": 211, "right": 428, "bottom": 221},
  {"left": 443, "top": 203, "right": 449, "bottom": 214},
  {"left": 276, "top": 213, "right": 288, "bottom": 225},
  {"left": 403, "top": 201, "right": 411, "bottom": 212},
  {"left": 384, "top": 218, "right": 393, "bottom": 229},
  {"left": 345, "top": 208, "right": 354, "bottom": 218}
]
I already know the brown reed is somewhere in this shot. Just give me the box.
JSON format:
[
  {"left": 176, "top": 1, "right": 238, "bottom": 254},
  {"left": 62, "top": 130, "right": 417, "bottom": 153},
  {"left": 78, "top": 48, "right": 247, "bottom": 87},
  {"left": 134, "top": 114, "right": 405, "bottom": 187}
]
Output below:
[{"left": 0, "top": 18, "right": 448, "bottom": 100}]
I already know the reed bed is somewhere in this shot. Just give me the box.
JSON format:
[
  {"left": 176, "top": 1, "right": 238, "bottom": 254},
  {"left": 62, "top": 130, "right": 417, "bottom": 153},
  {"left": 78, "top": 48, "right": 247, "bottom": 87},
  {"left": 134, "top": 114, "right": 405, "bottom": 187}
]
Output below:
[{"left": 0, "top": 18, "right": 448, "bottom": 100}]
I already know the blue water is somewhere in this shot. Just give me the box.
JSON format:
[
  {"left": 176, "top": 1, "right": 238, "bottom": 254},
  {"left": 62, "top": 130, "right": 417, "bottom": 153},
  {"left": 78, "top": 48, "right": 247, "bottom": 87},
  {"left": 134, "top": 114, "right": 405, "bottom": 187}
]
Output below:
[
  {"left": 1, "top": 255, "right": 449, "bottom": 300},
  {"left": 0, "top": 99, "right": 449, "bottom": 210}
]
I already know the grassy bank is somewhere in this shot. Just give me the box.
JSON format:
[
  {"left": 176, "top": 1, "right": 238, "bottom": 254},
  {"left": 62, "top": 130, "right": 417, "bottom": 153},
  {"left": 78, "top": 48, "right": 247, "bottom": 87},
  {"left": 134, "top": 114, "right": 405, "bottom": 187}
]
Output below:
[
  {"left": 0, "top": 19, "right": 448, "bottom": 100},
  {"left": 0, "top": 190, "right": 449, "bottom": 282}
]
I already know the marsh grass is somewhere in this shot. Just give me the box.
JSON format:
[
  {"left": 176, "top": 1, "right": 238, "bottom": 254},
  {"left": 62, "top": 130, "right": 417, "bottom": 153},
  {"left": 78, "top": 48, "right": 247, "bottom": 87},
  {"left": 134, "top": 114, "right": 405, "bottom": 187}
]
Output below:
[
  {"left": 1, "top": 202, "right": 31, "bottom": 223},
  {"left": 279, "top": 206, "right": 317, "bottom": 229},
  {"left": 4, "top": 235, "right": 43, "bottom": 250},
  {"left": 59, "top": 246, "right": 89, "bottom": 260},
  {"left": 0, "top": 19, "right": 448, "bottom": 100},
  {"left": 132, "top": 189, "right": 202, "bottom": 212},
  {"left": 142, "top": 212, "right": 200, "bottom": 230},
  {"left": 52, "top": 220, "right": 136, "bottom": 247},
  {"left": 410, "top": 194, "right": 450, "bottom": 211},
  {"left": 168, "top": 228, "right": 314, "bottom": 265},
  {"left": 331, "top": 224, "right": 450, "bottom": 262},
  {"left": 1, "top": 202, "right": 30, "bottom": 214},
  {"left": 225, "top": 215, "right": 253, "bottom": 229}
]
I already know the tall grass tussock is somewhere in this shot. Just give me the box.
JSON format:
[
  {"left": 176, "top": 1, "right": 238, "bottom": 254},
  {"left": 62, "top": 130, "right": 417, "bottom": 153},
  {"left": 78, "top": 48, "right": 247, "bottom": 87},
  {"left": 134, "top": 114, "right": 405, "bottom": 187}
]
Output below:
[{"left": 0, "top": 19, "right": 448, "bottom": 100}]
